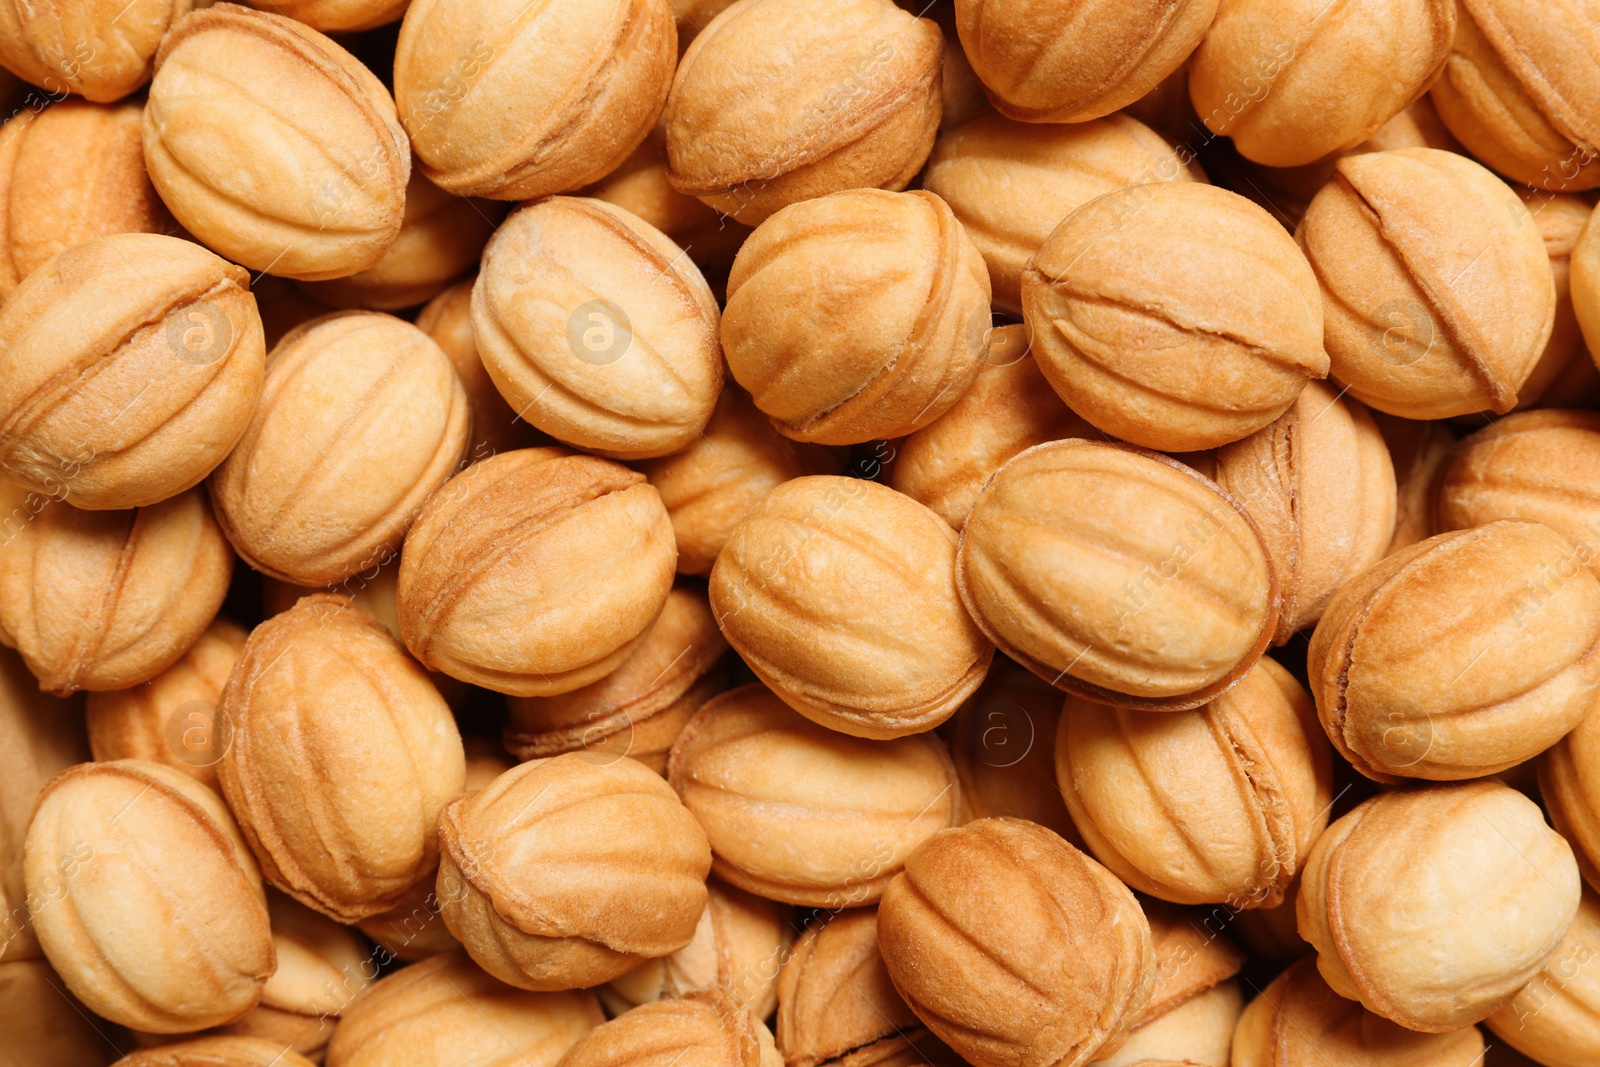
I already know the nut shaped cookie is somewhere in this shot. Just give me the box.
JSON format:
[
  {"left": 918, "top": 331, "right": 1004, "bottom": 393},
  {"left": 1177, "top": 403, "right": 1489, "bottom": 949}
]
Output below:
[
  {"left": 395, "top": 0, "right": 675, "bottom": 200},
  {"left": 437, "top": 753, "right": 711, "bottom": 991},
  {"left": 709, "top": 476, "right": 992, "bottom": 739},
  {"left": 722, "top": 189, "right": 991, "bottom": 446},
  {"left": 1022, "top": 182, "right": 1326, "bottom": 451},
  {"left": 397, "top": 448, "right": 677, "bottom": 697},
  {"left": 957, "top": 440, "right": 1278, "bottom": 710},
  {"left": 877, "top": 818, "right": 1156, "bottom": 1067},
  {"left": 664, "top": 0, "right": 941, "bottom": 225},
  {"left": 1307, "top": 521, "right": 1600, "bottom": 781},
  {"left": 144, "top": 5, "right": 410, "bottom": 280},
  {"left": 1297, "top": 781, "right": 1581, "bottom": 1031},
  {"left": 0, "top": 233, "right": 264, "bottom": 511},
  {"left": 1297, "top": 147, "right": 1555, "bottom": 419},
  {"left": 25, "top": 760, "right": 275, "bottom": 1032},
  {"left": 953, "top": 0, "right": 1217, "bottom": 124}
]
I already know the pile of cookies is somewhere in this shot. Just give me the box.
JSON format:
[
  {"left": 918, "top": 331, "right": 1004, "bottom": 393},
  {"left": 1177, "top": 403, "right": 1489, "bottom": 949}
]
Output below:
[{"left": 0, "top": 1, "right": 1597, "bottom": 1066}]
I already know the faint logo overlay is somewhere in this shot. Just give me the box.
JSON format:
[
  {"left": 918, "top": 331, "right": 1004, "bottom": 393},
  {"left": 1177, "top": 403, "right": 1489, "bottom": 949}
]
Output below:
[
  {"left": 982, "top": 315, "right": 1030, "bottom": 368},
  {"left": 1506, "top": 912, "right": 1600, "bottom": 1030},
  {"left": 1378, "top": 698, "right": 1433, "bottom": 770},
  {"left": 165, "top": 700, "right": 233, "bottom": 767},
  {"left": 820, "top": 836, "right": 895, "bottom": 911},
  {"left": 976, "top": 699, "right": 1036, "bottom": 769},
  {"left": 1109, "top": 499, "right": 1233, "bottom": 630},
  {"left": 567, "top": 299, "right": 632, "bottom": 367},
  {"left": 966, "top": 305, "right": 998, "bottom": 363},
  {"left": 1368, "top": 299, "right": 1434, "bottom": 367},
  {"left": 847, "top": 439, "right": 895, "bottom": 481},
  {"left": 166, "top": 301, "right": 233, "bottom": 367},
  {"left": 712, "top": 478, "right": 870, "bottom": 623},
  {"left": 407, "top": 39, "right": 495, "bottom": 136},
  {"left": 579, "top": 710, "right": 635, "bottom": 767}
]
